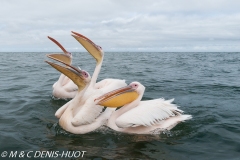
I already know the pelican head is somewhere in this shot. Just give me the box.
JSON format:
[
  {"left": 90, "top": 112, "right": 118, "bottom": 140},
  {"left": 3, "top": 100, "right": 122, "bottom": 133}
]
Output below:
[
  {"left": 45, "top": 58, "right": 91, "bottom": 91},
  {"left": 95, "top": 82, "right": 145, "bottom": 108},
  {"left": 71, "top": 31, "right": 103, "bottom": 64},
  {"left": 48, "top": 36, "right": 72, "bottom": 65}
]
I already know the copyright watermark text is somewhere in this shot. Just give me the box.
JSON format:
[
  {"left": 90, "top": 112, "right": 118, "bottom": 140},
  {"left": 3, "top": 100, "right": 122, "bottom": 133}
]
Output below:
[{"left": 1, "top": 150, "right": 86, "bottom": 159}]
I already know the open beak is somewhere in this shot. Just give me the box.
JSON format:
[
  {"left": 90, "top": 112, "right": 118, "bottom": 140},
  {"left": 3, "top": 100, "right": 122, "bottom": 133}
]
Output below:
[
  {"left": 48, "top": 36, "right": 69, "bottom": 54},
  {"left": 48, "top": 36, "right": 72, "bottom": 64},
  {"left": 71, "top": 31, "right": 103, "bottom": 64},
  {"left": 47, "top": 54, "right": 71, "bottom": 65},
  {"left": 95, "top": 85, "right": 139, "bottom": 108},
  {"left": 45, "top": 60, "right": 87, "bottom": 90}
]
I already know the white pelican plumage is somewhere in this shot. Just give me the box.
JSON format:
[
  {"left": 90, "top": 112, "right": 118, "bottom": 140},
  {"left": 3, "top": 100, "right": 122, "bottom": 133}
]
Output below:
[
  {"left": 96, "top": 82, "right": 192, "bottom": 134},
  {"left": 47, "top": 36, "right": 78, "bottom": 99},
  {"left": 45, "top": 33, "right": 126, "bottom": 134},
  {"left": 46, "top": 59, "right": 116, "bottom": 134}
]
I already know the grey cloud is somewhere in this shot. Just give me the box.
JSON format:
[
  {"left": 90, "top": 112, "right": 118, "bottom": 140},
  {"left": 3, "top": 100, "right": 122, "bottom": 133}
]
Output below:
[{"left": 0, "top": 0, "right": 240, "bottom": 52}]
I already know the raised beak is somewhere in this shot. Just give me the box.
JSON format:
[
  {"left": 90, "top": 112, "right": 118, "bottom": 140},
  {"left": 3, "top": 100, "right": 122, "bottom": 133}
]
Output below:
[
  {"left": 47, "top": 54, "right": 71, "bottom": 65},
  {"left": 71, "top": 31, "right": 103, "bottom": 64},
  {"left": 48, "top": 36, "right": 69, "bottom": 54},
  {"left": 95, "top": 85, "right": 139, "bottom": 108},
  {"left": 45, "top": 60, "right": 87, "bottom": 90}
]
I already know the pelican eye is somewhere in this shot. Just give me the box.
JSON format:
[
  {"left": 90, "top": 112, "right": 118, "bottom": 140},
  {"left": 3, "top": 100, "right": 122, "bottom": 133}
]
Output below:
[
  {"left": 81, "top": 71, "right": 87, "bottom": 77},
  {"left": 131, "top": 83, "right": 138, "bottom": 89}
]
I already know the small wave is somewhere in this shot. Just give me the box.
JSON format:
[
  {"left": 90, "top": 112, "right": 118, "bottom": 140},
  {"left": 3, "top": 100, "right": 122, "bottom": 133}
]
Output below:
[{"left": 51, "top": 95, "right": 71, "bottom": 101}]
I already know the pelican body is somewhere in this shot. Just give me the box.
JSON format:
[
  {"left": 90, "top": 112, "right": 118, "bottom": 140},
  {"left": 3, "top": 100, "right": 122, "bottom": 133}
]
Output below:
[
  {"left": 65, "top": 31, "right": 127, "bottom": 127},
  {"left": 46, "top": 58, "right": 117, "bottom": 134},
  {"left": 47, "top": 36, "right": 77, "bottom": 99},
  {"left": 97, "top": 82, "right": 192, "bottom": 134},
  {"left": 46, "top": 32, "right": 126, "bottom": 134}
]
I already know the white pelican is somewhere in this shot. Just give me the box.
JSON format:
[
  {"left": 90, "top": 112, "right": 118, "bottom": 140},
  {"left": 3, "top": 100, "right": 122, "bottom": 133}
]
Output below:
[
  {"left": 96, "top": 82, "right": 192, "bottom": 134},
  {"left": 46, "top": 59, "right": 116, "bottom": 134},
  {"left": 67, "top": 31, "right": 127, "bottom": 126},
  {"left": 47, "top": 36, "right": 78, "bottom": 99},
  {"left": 45, "top": 33, "right": 126, "bottom": 134}
]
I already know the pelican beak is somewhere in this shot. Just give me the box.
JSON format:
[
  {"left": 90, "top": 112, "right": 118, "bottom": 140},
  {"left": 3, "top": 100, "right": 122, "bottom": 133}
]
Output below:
[
  {"left": 47, "top": 54, "right": 71, "bottom": 65},
  {"left": 95, "top": 85, "right": 139, "bottom": 108},
  {"left": 45, "top": 61, "right": 87, "bottom": 90},
  {"left": 71, "top": 31, "right": 103, "bottom": 64},
  {"left": 48, "top": 36, "right": 72, "bottom": 58},
  {"left": 48, "top": 36, "right": 69, "bottom": 54}
]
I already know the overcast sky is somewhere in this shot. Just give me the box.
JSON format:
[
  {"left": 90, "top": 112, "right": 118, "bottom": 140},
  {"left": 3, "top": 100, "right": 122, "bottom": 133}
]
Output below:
[{"left": 0, "top": 0, "right": 240, "bottom": 52}]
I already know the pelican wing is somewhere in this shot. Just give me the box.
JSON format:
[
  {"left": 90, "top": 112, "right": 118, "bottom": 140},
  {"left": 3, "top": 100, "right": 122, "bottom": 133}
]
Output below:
[
  {"left": 71, "top": 102, "right": 104, "bottom": 126},
  {"left": 115, "top": 98, "right": 184, "bottom": 128},
  {"left": 95, "top": 79, "right": 126, "bottom": 89}
]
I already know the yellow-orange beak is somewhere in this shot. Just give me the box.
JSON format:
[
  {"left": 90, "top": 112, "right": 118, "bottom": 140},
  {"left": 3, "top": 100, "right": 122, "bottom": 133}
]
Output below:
[
  {"left": 45, "top": 60, "right": 89, "bottom": 91},
  {"left": 71, "top": 31, "right": 103, "bottom": 64},
  {"left": 95, "top": 85, "right": 139, "bottom": 108},
  {"left": 48, "top": 36, "right": 72, "bottom": 63},
  {"left": 47, "top": 54, "right": 71, "bottom": 65}
]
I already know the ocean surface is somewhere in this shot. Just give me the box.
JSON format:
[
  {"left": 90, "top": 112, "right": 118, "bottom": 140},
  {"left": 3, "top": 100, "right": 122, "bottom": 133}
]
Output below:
[{"left": 0, "top": 52, "right": 239, "bottom": 160}]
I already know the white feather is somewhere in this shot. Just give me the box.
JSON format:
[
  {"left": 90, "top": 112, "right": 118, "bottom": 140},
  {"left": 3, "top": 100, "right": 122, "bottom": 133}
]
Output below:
[
  {"left": 71, "top": 79, "right": 127, "bottom": 125},
  {"left": 115, "top": 98, "right": 184, "bottom": 128}
]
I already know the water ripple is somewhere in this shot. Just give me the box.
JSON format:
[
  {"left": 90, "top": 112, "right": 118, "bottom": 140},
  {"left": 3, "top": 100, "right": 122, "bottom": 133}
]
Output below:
[{"left": 0, "top": 52, "right": 240, "bottom": 159}]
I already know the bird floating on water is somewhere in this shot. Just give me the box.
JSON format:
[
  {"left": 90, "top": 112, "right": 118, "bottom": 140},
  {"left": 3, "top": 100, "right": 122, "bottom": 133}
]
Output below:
[
  {"left": 45, "top": 32, "right": 192, "bottom": 134},
  {"left": 96, "top": 82, "right": 192, "bottom": 134},
  {"left": 45, "top": 32, "right": 126, "bottom": 134},
  {"left": 47, "top": 36, "right": 78, "bottom": 99}
]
